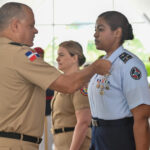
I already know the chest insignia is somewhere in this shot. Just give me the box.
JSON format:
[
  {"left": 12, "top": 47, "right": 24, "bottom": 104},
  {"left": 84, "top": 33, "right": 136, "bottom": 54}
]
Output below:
[
  {"left": 130, "top": 67, "right": 142, "bottom": 80},
  {"left": 119, "top": 52, "right": 132, "bottom": 63},
  {"left": 80, "top": 87, "right": 88, "bottom": 96},
  {"left": 25, "top": 50, "right": 40, "bottom": 61}
]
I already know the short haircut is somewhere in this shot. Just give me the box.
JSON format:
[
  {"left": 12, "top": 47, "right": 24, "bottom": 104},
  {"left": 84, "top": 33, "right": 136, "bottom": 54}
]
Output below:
[{"left": 0, "top": 2, "right": 30, "bottom": 31}]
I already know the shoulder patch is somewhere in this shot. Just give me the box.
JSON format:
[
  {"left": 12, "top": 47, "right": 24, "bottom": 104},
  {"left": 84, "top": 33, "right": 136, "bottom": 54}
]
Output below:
[
  {"left": 130, "top": 67, "right": 142, "bottom": 80},
  {"left": 25, "top": 50, "right": 40, "bottom": 61},
  {"left": 80, "top": 87, "right": 88, "bottom": 96},
  {"left": 119, "top": 52, "right": 132, "bottom": 63}
]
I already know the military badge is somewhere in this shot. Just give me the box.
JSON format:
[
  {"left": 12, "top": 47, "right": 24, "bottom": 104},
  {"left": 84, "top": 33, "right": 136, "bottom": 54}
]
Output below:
[
  {"left": 96, "top": 74, "right": 110, "bottom": 95},
  {"left": 130, "top": 67, "right": 142, "bottom": 80},
  {"left": 80, "top": 87, "right": 88, "bottom": 96},
  {"left": 119, "top": 52, "right": 132, "bottom": 63},
  {"left": 96, "top": 79, "right": 100, "bottom": 88}
]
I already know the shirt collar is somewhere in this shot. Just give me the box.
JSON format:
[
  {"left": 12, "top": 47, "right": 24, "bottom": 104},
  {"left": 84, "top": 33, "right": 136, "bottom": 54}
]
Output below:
[
  {"left": 105, "top": 46, "right": 124, "bottom": 64},
  {"left": 0, "top": 37, "right": 13, "bottom": 44}
]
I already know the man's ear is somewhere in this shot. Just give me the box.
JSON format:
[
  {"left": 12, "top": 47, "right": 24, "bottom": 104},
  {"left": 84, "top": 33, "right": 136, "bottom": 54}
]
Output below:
[{"left": 10, "top": 18, "right": 20, "bottom": 32}]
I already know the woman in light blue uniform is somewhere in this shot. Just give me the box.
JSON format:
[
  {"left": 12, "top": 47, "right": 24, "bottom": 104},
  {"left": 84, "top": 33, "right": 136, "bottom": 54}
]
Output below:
[{"left": 88, "top": 11, "right": 150, "bottom": 150}]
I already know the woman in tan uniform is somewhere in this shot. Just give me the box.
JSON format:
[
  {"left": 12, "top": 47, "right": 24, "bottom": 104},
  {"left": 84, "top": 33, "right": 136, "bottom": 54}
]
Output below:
[{"left": 51, "top": 40, "right": 91, "bottom": 150}]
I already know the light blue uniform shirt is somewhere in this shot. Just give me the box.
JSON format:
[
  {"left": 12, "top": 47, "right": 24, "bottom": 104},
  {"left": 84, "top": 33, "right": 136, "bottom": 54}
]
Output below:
[{"left": 88, "top": 46, "right": 150, "bottom": 120}]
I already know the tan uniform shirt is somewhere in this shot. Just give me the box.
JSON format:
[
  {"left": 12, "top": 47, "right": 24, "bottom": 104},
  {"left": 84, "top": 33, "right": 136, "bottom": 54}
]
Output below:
[
  {"left": 0, "top": 37, "right": 61, "bottom": 138},
  {"left": 51, "top": 89, "right": 91, "bottom": 150}
]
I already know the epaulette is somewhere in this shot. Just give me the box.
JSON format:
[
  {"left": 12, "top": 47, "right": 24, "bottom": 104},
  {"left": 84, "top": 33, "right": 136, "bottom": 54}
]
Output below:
[
  {"left": 119, "top": 52, "right": 132, "bottom": 63},
  {"left": 9, "top": 42, "right": 27, "bottom": 47}
]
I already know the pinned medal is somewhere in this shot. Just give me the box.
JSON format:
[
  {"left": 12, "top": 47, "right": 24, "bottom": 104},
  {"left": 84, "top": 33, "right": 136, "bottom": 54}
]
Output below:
[
  {"left": 100, "top": 90, "right": 104, "bottom": 95},
  {"left": 100, "top": 84, "right": 104, "bottom": 89},
  {"left": 98, "top": 74, "right": 110, "bottom": 95},
  {"left": 105, "top": 86, "right": 109, "bottom": 90},
  {"left": 96, "top": 84, "right": 100, "bottom": 88},
  {"left": 100, "top": 81, "right": 104, "bottom": 95},
  {"left": 96, "top": 79, "right": 100, "bottom": 88},
  {"left": 105, "top": 80, "right": 110, "bottom": 90}
]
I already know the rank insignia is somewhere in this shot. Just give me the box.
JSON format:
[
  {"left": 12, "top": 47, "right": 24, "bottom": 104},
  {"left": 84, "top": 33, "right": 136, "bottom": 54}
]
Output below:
[
  {"left": 119, "top": 52, "right": 132, "bottom": 63},
  {"left": 80, "top": 87, "right": 88, "bottom": 96},
  {"left": 130, "top": 67, "right": 142, "bottom": 80},
  {"left": 25, "top": 51, "right": 40, "bottom": 61}
]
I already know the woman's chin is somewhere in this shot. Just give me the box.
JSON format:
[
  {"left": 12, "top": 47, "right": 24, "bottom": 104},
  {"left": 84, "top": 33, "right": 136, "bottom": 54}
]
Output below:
[
  {"left": 96, "top": 46, "right": 101, "bottom": 50},
  {"left": 58, "top": 66, "right": 62, "bottom": 70},
  {"left": 58, "top": 67, "right": 64, "bottom": 72}
]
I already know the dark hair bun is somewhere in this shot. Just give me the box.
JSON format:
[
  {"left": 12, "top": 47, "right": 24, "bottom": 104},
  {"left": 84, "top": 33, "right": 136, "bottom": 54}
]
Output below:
[{"left": 126, "top": 24, "right": 134, "bottom": 40}]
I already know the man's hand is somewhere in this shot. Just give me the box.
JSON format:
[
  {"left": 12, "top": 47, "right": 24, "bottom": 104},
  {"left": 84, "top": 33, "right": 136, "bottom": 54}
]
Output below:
[{"left": 92, "top": 59, "right": 111, "bottom": 75}]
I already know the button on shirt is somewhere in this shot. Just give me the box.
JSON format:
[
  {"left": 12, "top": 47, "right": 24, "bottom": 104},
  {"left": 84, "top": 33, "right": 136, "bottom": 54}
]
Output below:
[{"left": 88, "top": 46, "right": 150, "bottom": 120}]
